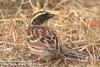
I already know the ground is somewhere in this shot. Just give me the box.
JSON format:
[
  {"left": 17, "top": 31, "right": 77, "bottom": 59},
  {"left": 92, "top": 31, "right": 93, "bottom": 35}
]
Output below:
[{"left": 0, "top": 0, "right": 100, "bottom": 67}]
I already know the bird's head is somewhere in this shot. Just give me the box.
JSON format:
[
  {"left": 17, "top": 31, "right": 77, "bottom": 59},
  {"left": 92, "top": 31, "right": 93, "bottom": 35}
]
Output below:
[{"left": 31, "top": 11, "right": 54, "bottom": 25}]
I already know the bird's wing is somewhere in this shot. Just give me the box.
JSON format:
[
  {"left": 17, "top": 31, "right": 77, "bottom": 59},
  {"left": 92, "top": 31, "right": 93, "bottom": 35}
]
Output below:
[
  {"left": 39, "top": 28, "right": 60, "bottom": 50},
  {"left": 27, "top": 26, "right": 42, "bottom": 43}
]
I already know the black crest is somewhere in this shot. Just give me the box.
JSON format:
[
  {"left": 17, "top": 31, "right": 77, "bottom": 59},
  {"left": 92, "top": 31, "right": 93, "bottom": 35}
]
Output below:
[{"left": 31, "top": 11, "right": 54, "bottom": 25}]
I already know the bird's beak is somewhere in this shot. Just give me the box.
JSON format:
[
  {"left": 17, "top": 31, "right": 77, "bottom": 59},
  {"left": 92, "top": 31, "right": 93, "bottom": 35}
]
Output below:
[
  {"left": 48, "top": 13, "right": 55, "bottom": 18},
  {"left": 48, "top": 11, "right": 60, "bottom": 18}
]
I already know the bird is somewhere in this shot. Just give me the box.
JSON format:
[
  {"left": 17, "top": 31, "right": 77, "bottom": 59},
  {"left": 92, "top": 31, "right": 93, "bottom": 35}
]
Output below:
[{"left": 27, "top": 11, "right": 60, "bottom": 50}]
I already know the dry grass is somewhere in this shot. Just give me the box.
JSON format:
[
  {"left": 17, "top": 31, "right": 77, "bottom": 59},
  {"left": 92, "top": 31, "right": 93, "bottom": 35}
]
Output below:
[{"left": 0, "top": 0, "right": 100, "bottom": 67}]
